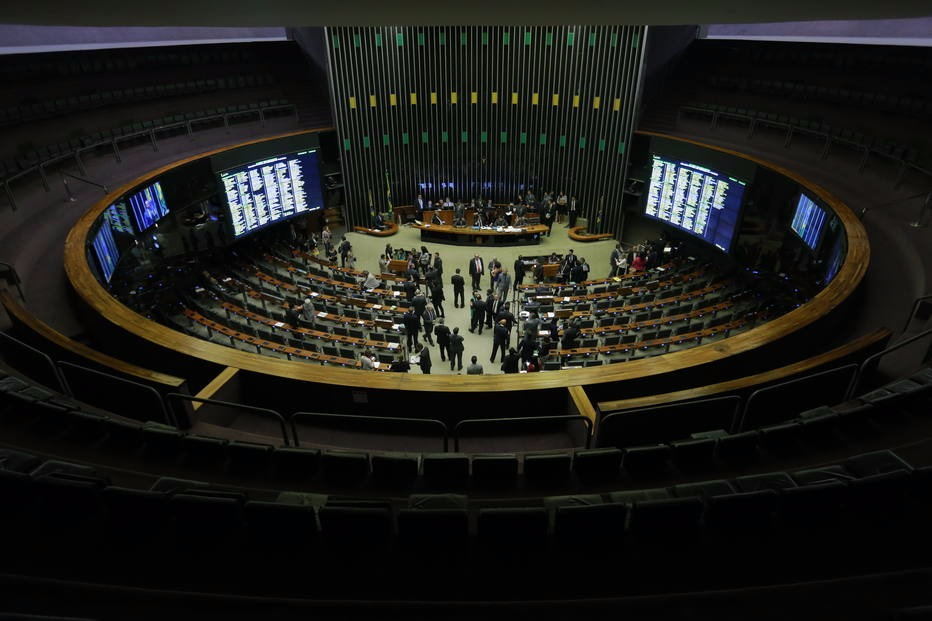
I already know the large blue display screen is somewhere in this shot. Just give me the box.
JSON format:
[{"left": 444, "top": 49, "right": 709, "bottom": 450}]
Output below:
[
  {"left": 91, "top": 219, "right": 120, "bottom": 283},
  {"left": 127, "top": 181, "right": 169, "bottom": 232},
  {"left": 644, "top": 154, "right": 747, "bottom": 253},
  {"left": 219, "top": 149, "right": 324, "bottom": 239},
  {"left": 791, "top": 193, "right": 828, "bottom": 251}
]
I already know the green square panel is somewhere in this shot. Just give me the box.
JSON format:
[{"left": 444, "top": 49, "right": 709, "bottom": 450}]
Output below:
[
  {"left": 546, "top": 32, "right": 553, "bottom": 46},
  {"left": 402, "top": 132, "right": 409, "bottom": 145},
  {"left": 578, "top": 136, "right": 586, "bottom": 149},
  {"left": 363, "top": 136, "right": 371, "bottom": 149},
  {"left": 331, "top": 34, "right": 340, "bottom": 49},
  {"left": 520, "top": 132, "right": 527, "bottom": 145},
  {"left": 524, "top": 31, "right": 532, "bottom": 45},
  {"left": 503, "top": 32, "right": 510, "bottom": 45},
  {"left": 439, "top": 32, "right": 446, "bottom": 45},
  {"left": 598, "top": 138, "right": 605, "bottom": 151},
  {"left": 539, "top": 133, "right": 547, "bottom": 145},
  {"left": 383, "top": 134, "right": 390, "bottom": 146},
  {"left": 500, "top": 131, "right": 507, "bottom": 144},
  {"left": 460, "top": 32, "right": 467, "bottom": 45},
  {"left": 442, "top": 131, "right": 449, "bottom": 143},
  {"left": 559, "top": 135, "right": 566, "bottom": 147},
  {"left": 632, "top": 33, "right": 640, "bottom": 48},
  {"left": 589, "top": 33, "right": 597, "bottom": 47},
  {"left": 610, "top": 32, "right": 618, "bottom": 47},
  {"left": 342, "top": 138, "right": 350, "bottom": 151},
  {"left": 417, "top": 32, "right": 425, "bottom": 46},
  {"left": 396, "top": 32, "right": 404, "bottom": 46},
  {"left": 618, "top": 141, "right": 626, "bottom": 154},
  {"left": 353, "top": 34, "right": 361, "bottom": 48},
  {"left": 482, "top": 31, "right": 489, "bottom": 45},
  {"left": 481, "top": 130, "right": 488, "bottom": 143},
  {"left": 461, "top": 131, "right": 468, "bottom": 143},
  {"left": 421, "top": 131, "right": 429, "bottom": 144},
  {"left": 375, "top": 33, "right": 383, "bottom": 47},
  {"left": 567, "top": 32, "right": 575, "bottom": 46}
]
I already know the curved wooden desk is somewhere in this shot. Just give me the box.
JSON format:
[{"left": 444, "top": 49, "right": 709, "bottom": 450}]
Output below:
[
  {"left": 412, "top": 222, "right": 549, "bottom": 246},
  {"left": 353, "top": 221, "right": 399, "bottom": 237},
  {"left": 568, "top": 226, "right": 614, "bottom": 242},
  {"left": 64, "top": 129, "right": 869, "bottom": 414}
]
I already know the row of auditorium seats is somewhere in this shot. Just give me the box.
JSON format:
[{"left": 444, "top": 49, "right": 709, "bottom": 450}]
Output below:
[
  {"left": 3, "top": 361, "right": 930, "bottom": 495},
  {"left": 680, "top": 103, "right": 927, "bottom": 172},
  {"left": 1, "top": 435, "right": 930, "bottom": 599},
  {"left": 706, "top": 75, "right": 932, "bottom": 121},
  {"left": 0, "top": 43, "right": 265, "bottom": 83},
  {"left": 1, "top": 100, "right": 295, "bottom": 181},
  {"left": 0, "top": 73, "right": 278, "bottom": 129}
]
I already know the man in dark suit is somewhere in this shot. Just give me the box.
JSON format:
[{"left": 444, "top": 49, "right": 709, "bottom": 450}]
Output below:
[
  {"left": 416, "top": 194, "right": 426, "bottom": 212},
  {"left": 451, "top": 268, "right": 466, "bottom": 308},
  {"left": 434, "top": 317, "right": 451, "bottom": 362},
  {"left": 469, "top": 292, "right": 485, "bottom": 334},
  {"left": 429, "top": 280, "right": 446, "bottom": 318},
  {"left": 501, "top": 347, "right": 520, "bottom": 373},
  {"left": 468, "top": 254, "right": 484, "bottom": 290},
  {"left": 449, "top": 327, "right": 464, "bottom": 371},
  {"left": 402, "top": 308, "right": 421, "bottom": 350},
  {"left": 490, "top": 319, "right": 510, "bottom": 364},
  {"left": 561, "top": 320, "right": 581, "bottom": 350},
  {"left": 484, "top": 290, "right": 497, "bottom": 329},
  {"left": 417, "top": 342, "right": 432, "bottom": 374},
  {"left": 513, "top": 256, "right": 526, "bottom": 292},
  {"left": 402, "top": 276, "right": 417, "bottom": 301},
  {"left": 412, "top": 288, "right": 428, "bottom": 317}
]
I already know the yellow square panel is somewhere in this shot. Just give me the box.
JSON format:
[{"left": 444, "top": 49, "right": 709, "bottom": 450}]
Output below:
[
  {"left": 492, "top": 91, "right": 498, "bottom": 104},
  {"left": 532, "top": 93, "right": 539, "bottom": 105},
  {"left": 430, "top": 92, "right": 438, "bottom": 104},
  {"left": 511, "top": 92, "right": 518, "bottom": 105},
  {"left": 410, "top": 92, "right": 417, "bottom": 105},
  {"left": 593, "top": 96, "right": 600, "bottom": 109},
  {"left": 613, "top": 97, "right": 621, "bottom": 112},
  {"left": 390, "top": 93, "right": 397, "bottom": 106},
  {"left": 451, "top": 91, "right": 458, "bottom": 104},
  {"left": 471, "top": 91, "right": 478, "bottom": 104},
  {"left": 552, "top": 93, "right": 559, "bottom": 106},
  {"left": 348, "top": 96, "right": 357, "bottom": 109},
  {"left": 572, "top": 94, "right": 580, "bottom": 108},
  {"left": 369, "top": 95, "right": 377, "bottom": 107}
]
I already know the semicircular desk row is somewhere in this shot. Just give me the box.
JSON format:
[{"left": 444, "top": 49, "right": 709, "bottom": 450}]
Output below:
[{"left": 64, "top": 128, "right": 870, "bottom": 419}]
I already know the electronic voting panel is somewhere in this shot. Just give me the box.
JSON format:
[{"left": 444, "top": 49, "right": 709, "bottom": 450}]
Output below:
[
  {"left": 644, "top": 154, "right": 747, "bottom": 253},
  {"left": 220, "top": 149, "right": 324, "bottom": 240}
]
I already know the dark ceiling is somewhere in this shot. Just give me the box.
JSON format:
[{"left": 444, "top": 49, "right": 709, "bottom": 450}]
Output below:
[{"left": 4, "top": 0, "right": 931, "bottom": 27}]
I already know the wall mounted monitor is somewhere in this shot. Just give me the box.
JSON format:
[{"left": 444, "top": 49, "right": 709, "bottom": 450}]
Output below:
[
  {"left": 104, "top": 201, "right": 134, "bottom": 235},
  {"left": 822, "top": 229, "right": 846, "bottom": 285},
  {"left": 643, "top": 154, "right": 748, "bottom": 253},
  {"left": 790, "top": 193, "right": 828, "bottom": 251},
  {"left": 218, "top": 148, "right": 324, "bottom": 240},
  {"left": 127, "top": 181, "right": 169, "bottom": 233},
  {"left": 90, "top": 219, "right": 120, "bottom": 284}
]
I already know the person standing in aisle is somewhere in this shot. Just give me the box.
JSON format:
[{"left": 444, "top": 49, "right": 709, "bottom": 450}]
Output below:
[
  {"left": 449, "top": 327, "right": 464, "bottom": 372},
  {"left": 451, "top": 268, "right": 466, "bottom": 308}
]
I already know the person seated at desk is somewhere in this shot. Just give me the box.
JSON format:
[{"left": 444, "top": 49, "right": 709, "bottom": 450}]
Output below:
[
  {"left": 493, "top": 214, "right": 508, "bottom": 227},
  {"left": 361, "top": 270, "right": 381, "bottom": 290},
  {"left": 442, "top": 196, "right": 454, "bottom": 208},
  {"left": 371, "top": 212, "right": 387, "bottom": 230},
  {"left": 473, "top": 210, "right": 486, "bottom": 228},
  {"left": 431, "top": 211, "right": 444, "bottom": 225},
  {"left": 453, "top": 202, "right": 466, "bottom": 223}
]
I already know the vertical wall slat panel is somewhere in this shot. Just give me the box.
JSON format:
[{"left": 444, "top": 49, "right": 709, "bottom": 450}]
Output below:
[{"left": 326, "top": 25, "right": 646, "bottom": 236}]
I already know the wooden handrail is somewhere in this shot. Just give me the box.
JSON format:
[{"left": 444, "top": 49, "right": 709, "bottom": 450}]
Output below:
[{"left": 0, "top": 289, "right": 187, "bottom": 391}]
